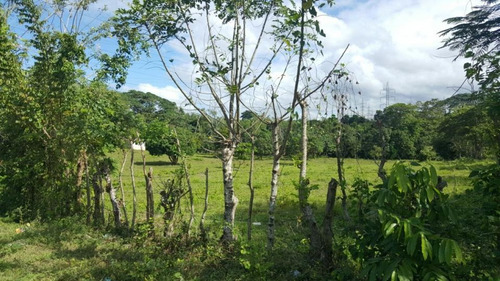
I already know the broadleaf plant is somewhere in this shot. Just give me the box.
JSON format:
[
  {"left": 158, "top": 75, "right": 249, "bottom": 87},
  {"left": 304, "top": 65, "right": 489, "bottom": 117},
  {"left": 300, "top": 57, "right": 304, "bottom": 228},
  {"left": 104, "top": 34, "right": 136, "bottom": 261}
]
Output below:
[{"left": 352, "top": 162, "right": 463, "bottom": 281}]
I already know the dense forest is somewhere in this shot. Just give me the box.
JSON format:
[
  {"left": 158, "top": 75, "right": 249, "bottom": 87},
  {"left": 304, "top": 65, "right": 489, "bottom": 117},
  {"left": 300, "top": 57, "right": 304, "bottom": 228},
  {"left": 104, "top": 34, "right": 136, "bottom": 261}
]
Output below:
[{"left": 0, "top": 0, "right": 499, "bottom": 280}]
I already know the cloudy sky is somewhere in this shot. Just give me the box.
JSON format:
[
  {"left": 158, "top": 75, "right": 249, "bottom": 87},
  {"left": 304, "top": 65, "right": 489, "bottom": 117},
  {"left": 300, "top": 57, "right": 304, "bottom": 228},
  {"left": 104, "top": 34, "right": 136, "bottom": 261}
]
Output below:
[
  {"left": 8, "top": 0, "right": 479, "bottom": 118},
  {"left": 105, "top": 0, "right": 479, "bottom": 119}
]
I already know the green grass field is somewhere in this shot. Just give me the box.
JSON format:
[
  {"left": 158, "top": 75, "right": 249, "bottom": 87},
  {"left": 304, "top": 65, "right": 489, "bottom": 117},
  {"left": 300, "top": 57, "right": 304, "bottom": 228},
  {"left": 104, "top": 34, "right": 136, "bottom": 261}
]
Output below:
[{"left": 0, "top": 153, "right": 492, "bottom": 280}]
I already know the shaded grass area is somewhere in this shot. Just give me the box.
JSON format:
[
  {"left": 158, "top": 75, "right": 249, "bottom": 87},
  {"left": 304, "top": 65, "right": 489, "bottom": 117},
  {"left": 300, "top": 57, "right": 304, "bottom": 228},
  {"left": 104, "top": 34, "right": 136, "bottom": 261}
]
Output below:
[{"left": 0, "top": 155, "right": 495, "bottom": 280}]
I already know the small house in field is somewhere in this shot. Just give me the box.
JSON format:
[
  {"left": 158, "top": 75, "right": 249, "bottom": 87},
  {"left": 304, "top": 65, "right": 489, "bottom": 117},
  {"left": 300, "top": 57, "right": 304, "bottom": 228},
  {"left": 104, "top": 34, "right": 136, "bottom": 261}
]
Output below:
[{"left": 131, "top": 142, "right": 146, "bottom": 151}]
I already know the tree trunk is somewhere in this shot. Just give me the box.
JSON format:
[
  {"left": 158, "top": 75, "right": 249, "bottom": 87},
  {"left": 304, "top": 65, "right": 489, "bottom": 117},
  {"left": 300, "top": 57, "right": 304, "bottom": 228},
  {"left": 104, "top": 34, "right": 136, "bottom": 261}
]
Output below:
[
  {"left": 221, "top": 143, "right": 238, "bottom": 242},
  {"left": 130, "top": 145, "right": 137, "bottom": 231},
  {"left": 183, "top": 161, "right": 195, "bottom": 236},
  {"left": 247, "top": 135, "right": 255, "bottom": 241},
  {"left": 118, "top": 149, "right": 129, "bottom": 227},
  {"left": 85, "top": 156, "right": 91, "bottom": 224},
  {"left": 105, "top": 172, "right": 122, "bottom": 228},
  {"left": 268, "top": 123, "right": 280, "bottom": 249},
  {"left": 145, "top": 167, "right": 154, "bottom": 222},
  {"left": 320, "top": 178, "right": 338, "bottom": 267},
  {"left": 159, "top": 189, "right": 177, "bottom": 237},
  {"left": 376, "top": 119, "right": 388, "bottom": 182},
  {"left": 200, "top": 168, "right": 209, "bottom": 241},
  {"left": 298, "top": 100, "right": 324, "bottom": 257},
  {"left": 141, "top": 147, "right": 154, "bottom": 225},
  {"left": 99, "top": 177, "right": 105, "bottom": 224},
  {"left": 336, "top": 126, "right": 350, "bottom": 221},
  {"left": 92, "top": 172, "right": 104, "bottom": 225},
  {"left": 298, "top": 100, "right": 311, "bottom": 209},
  {"left": 300, "top": 101, "right": 308, "bottom": 180},
  {"left": 75, "top": 151, "right": 86, "bottom": 212}
]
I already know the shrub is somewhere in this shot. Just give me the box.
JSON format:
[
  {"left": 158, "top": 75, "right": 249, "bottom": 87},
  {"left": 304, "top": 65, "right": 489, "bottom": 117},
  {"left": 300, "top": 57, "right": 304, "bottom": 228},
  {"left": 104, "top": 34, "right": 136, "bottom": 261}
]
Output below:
[{"left": 352, "top": 162, "right": 463, "bottom": 281}]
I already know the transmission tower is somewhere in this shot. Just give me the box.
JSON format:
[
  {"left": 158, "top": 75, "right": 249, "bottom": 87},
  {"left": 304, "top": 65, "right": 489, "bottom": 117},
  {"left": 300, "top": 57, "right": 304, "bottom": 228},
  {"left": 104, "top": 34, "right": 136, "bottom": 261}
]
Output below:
[{"left": 380, "top": 82, "right": 395, "bottom": 109}]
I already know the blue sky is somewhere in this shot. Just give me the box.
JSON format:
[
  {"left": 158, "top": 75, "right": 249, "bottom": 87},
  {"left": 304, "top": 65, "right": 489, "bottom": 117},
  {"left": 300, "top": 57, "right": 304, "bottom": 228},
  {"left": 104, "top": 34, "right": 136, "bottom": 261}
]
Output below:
[{"left": 6, "top": 0, "right": 481, "bottom": 118}]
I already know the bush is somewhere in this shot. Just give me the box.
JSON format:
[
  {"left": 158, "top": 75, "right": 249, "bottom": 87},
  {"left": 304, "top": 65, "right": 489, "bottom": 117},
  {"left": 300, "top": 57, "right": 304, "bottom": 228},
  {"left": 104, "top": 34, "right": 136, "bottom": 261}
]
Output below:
[{"left": 352, "top": 162, "right": 463, "bottom": 280}]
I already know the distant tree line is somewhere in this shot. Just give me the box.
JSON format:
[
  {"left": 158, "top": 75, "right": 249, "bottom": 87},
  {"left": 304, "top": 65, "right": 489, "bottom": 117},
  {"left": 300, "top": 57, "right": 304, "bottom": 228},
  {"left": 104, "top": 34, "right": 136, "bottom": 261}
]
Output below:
[
  {"left": 119, "top": 90, "right": 495, "bottom": 164},
  {"left": 201, "top": 94, "right": 492, "bottom": 161}
]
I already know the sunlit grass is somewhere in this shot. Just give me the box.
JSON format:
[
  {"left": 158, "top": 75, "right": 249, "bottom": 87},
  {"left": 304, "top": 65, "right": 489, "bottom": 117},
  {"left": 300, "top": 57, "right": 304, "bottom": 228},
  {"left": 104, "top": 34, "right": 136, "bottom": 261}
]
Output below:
[{"left": 0, "top": 154, "right": 491, "bottom": 280}]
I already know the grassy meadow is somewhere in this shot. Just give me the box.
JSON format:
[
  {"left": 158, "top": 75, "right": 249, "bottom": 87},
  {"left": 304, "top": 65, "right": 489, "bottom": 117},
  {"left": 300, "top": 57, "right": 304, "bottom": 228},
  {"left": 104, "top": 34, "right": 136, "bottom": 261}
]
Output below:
[{"left": 0, "top": 153, "right": 492, "bottom": 280}]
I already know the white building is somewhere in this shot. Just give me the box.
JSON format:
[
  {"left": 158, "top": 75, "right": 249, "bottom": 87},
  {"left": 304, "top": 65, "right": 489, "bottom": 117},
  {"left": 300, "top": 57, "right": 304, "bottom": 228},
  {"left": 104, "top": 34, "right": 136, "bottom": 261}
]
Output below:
[{"left": 131, "top": 142, "right": 146, "bottom": 151}]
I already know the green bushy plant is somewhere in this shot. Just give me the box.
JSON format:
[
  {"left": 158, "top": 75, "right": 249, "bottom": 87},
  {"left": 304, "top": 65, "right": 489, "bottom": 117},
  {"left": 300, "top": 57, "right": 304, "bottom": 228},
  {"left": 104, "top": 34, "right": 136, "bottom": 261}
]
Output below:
[
  {"left": 352, "top": 162, "right": 463, "bottom": 281},
  {"left": 466, "top": 164, "right": 500, "bottom": 279}
]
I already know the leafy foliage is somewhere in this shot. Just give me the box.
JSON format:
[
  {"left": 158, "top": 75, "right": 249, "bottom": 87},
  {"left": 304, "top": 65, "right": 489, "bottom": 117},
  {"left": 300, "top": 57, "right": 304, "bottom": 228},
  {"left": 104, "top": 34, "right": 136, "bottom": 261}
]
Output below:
[
  {"left": 440, "top": 0, "right": 500, "bottom": 162},
  {"left": 143, "top": 120, "right": 200, "bottom": 164},
  {"left": 353, "top": 162, "right": 463, "bottom": 280},
  {"left": 0, "top": 1, "right": 136, "bottom": 220}
]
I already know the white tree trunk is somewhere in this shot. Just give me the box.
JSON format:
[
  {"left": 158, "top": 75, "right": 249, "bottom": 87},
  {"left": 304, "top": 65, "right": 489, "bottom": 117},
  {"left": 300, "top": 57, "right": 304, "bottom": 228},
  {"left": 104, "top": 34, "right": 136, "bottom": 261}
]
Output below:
[
  {"left": 200, "top": 168, "right": 209, "bottom": 240},
  {"left": 130, "top": 143, "right": 138, "bottom": 231},
  {"left": 105, "top": 172, "right": 122, "bottom": 228},
  {"left": 300, "top": 101, "right": 308, "bottom": 180},
  {"left": 247, "top": 136, "right": 255, "bottom": 241},
  {"left": 221, "top": 144, "right": 238, "bottom": 242},
  {"left": 118, "top": 149, "right": 129, "bottom": 227},
  {"left": 267, "top": 123, "right": 280, "bottom": 249}
]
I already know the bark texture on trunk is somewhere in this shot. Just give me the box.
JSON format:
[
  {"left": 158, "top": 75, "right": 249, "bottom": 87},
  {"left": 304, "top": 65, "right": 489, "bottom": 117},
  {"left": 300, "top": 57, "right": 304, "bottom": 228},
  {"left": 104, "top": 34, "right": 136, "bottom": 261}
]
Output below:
[
  {"left": 75, "top": 152, "right": 86, "bottom": 212},
  {"left": 336, "top": 128, "right": 350, "bottom": 221},
  {"left": 130, "top": 146, "right": 137, "bottom": 230},
  {"left": 320, "top": 178, "right": 338, "bottom": 266},
  {"left": 268, "top": 123, "right": 280, "bottom": 249},
  {"left": 118, "top": 149, "right": 129, "bottom": 227},
  {"left": 247, "top": 136, "right": 255, "bottom": 241},
  {"left": 200, "top": 168, "right": 209, "bottom": 240},
  {"left": 300, "top": 101, "right": 308, "bottom": 179},
  {"left": 145, "top": 167, "right": 154, "bottom": 222},
  {"left": 141, "top": 146, "right": 154, "bottom": 223},
  {"left": 92, "top": 173, "right": 104, "bottom": 225},
  {"left": 160, "top": 189, "right": 176, "bottom": 237},
  {"left": 221, "top": 144, "right": 238, "bottom": 242},
  {"left": 105, "top": 172, "right": 122, "bottom": 228},
  {"left": 85, "top": 156, "right": 91, "bottom": 224}
]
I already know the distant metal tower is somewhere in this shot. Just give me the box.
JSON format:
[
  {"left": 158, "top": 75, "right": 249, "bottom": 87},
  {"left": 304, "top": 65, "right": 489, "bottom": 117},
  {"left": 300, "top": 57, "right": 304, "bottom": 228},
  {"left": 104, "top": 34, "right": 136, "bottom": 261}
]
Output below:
[{"left": 380, "top": 82, "right": 395, "bottom": 109}]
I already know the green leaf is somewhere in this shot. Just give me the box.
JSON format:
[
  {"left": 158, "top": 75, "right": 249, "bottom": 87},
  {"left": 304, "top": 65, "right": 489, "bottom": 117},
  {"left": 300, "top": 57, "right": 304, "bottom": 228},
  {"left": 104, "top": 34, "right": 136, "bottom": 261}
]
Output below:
[
  {"left": 423, "top": 272, "right": 433, "bottom": 281},
  {"left": 451, "top": 240, "right": 463, "bottom": 263},
  {"left": 438, "top": 240, "right": 446, "bottom": 263},
  {"left": 426, "top": 185, "right": 435, "bottom": 202},
  {"left": 444, "top": 239, "right": 453, "bottom": 264},
  {"left": 385, "top": 222, "right": 397, "bottom": 236},
  {"left": 398, "top": 260, "right": 414, "bottom": 281},
  {"left": 396, "top": 166, "right": 410, "bottom": 193},
  {"left": 407, "top": 235, "right": 418, "bottom": 256},
  {"left": 403, "top": 221, "right": 412, "bottom": 241},
  {"left": 369, "top": 266, "right": 377, "bottom": 281},
  {"left": 430, "top": 165, "right": 438, "bottom": 187},
  {"left": 388, "top": 169, "right": 396, "bottom": 189},
  {"left": 391, "top": 270, "right": 397, "bottom": 281},
  {"left": 421, "top": 233, "right": 433, "bottom": 261}
]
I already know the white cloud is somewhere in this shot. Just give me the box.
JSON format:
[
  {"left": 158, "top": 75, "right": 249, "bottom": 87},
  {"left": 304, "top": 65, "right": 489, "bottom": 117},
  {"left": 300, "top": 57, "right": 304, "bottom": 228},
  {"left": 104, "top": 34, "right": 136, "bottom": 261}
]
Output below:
[
  {"left": 122, "top": 0, "right": 480, "bottom": 118},
  {"left": 136, "top": 84, "right": 183, "bottom": 104},
  {"left": 307, "top": 0, "right": 482, "bottom": 116}
]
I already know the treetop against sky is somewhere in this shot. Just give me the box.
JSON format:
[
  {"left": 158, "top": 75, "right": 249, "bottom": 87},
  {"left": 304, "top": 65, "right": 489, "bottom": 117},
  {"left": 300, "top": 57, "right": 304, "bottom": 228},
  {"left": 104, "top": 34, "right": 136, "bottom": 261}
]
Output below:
[{"left": 7, "top": 0, "right": 480, "bottom": 118}]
